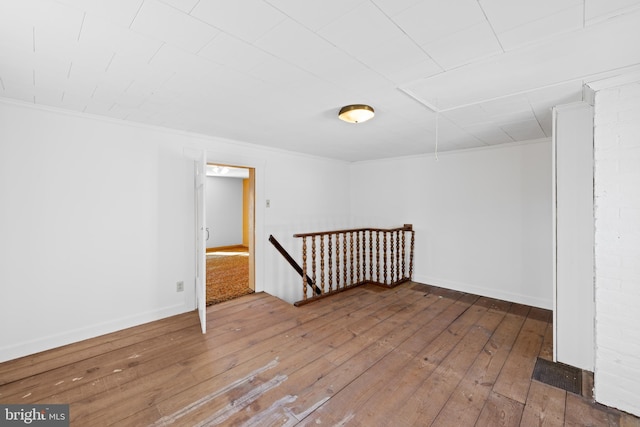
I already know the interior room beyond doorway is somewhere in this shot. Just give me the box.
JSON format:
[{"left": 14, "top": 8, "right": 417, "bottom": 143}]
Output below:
[{"left": 205, "top": 164, "right": 254, "bottom": 305}]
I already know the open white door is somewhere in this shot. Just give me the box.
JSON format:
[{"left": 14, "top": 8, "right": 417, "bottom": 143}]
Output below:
[{"left": 195, "top": 151, "right": 207, "bottom": 333}]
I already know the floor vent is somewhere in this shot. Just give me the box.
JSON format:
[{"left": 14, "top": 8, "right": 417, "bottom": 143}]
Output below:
[{"left": 532, "top": 357, "right": 582, "bottom": 395}]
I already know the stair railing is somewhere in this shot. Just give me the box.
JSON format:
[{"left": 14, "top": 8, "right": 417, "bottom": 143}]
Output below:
[{"left": 292, "top": 224, "right": 414, "bottom": 306}]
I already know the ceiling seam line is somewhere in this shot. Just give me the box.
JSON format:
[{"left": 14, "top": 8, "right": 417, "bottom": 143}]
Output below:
[
  {"left": 147, "top": 42, "right": 166, "bottom": 65},
  {"left": 476, "top": 0, "right": 505, "bottom": 53},
  {"left": 529, "top": 100, "right": 549, "bottom": 138},
  {"left": 369, "top": 0, "right": 445, "bottom": 70},
  {"left": 188, "top": 0, "right": 201, "bottom": 15},
  {"left": 129, "top": 0, "right": 146, "bottom": 29},
  {"left": 77, "top": 12, "right": 86, "bottom": 41}
]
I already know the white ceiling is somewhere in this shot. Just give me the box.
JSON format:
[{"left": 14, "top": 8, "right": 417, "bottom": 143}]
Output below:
[{"left": 1, "top": 0, "right": 640, "bottom": 161}]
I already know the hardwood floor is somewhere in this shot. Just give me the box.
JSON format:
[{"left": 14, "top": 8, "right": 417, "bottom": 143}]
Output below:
[{"left": 1, "top": 282, "right": 639, "bottom": 426}]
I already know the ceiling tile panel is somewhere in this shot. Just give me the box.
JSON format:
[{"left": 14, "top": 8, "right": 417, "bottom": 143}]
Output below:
[
  {"left": 302, "top": 50, "right": 391, "bottom": 94},
  {"left": 447, "top": 134, "right": 487, "bottom": 150},
  {"left": 55, "top": 0, "right": 144, "bottom": 28},
  {"left": 371, "top": 0, "right": 424, "bottom": 17},
  {"left": 501, "top": 119, "right": 546, "bottom": 140},
  {"left": 69, "top": 50, "right": 113, "bottom": 81},
  {"left": 131, "top": 0, "right": 219, "bottom": 53},
  {"left": 148, "top": 43, "right": 220, "bottom": 78},
  {"left": 198, "top": 33, "right": 271, "bottom": 72},
  {"left": 255, "top": 20, "right": 337, "bottom": 71},
  {"left": 245, "top": 56, "right": 324, "bottom": 90},
  {"left": 34, "top": 55, "right": 70, "bottom": 90},
  {"left": 496, "top": 5, "right": 584, "bottom": 51},
  {"left": 463, "top": 123, "right": 514, "bottom": 145},
  {"left": 31, "top": 2, "right": 85, "bottom": 62},
  {"left": 0, "top": 60, "right": 34, "bottom": 100},
  {"left": 190, "top": 0, "right": 287, "bottom": 42},
  {"left": 105, "top": 53, "right": 175, "bottom": 88},
  {"left": 491, "top": 110, "right": 536, "bottom": 127},
  {"left": 442, "top": 104, "right": 492, "bottom": 128},
  {"left": 114, "top": 91, "right": 148, "bottom": 110},
  {"left": 384, "top": 58, "right": 443, "bottom": 86},
  {"left": 2, "top": 86, "right": 35, "bottom": 104},
  {"left": 478, "top": 0, "right": 583, "bottom": 33},
  {"left": 35, "top": 85, "right": 65, "bottom": 108},
  {"left": 160, "top": 0, "right": 200, "bottom": 13},
  {"left": 90, "top": 79, "right": 132, "bottom": 104},
  {"left": 356, "top": 35, "right": 442, "bottom": 84},
  {"left": 59, "top": 89, "right": 92, "bottom": 111},
  {"left": 392, "top": 0, "right": 486, "bottom": 46},
  {"left": 436, "top": 118, "right": 483, "bottom": 147},
  {"left": 0, "top": 3, "right": 33, "bottom": 53},
  {"left": 0, "top": 45, "right": 33, "bottom": 85},
  {"left": 264, "top": 0, "right": 365, "bottom": 31},
  {"left": 63, "top": 71, "right": 103, "bottom": 102},
  {"left": 585, "top": 0, "right": 640, "bottom": 23},
  {"left": 480, "top": 95, "right": 532, "bottom": 118},
  {"left": 422, "top": 21, "right": 502, "bottom": 70},
  {"left": 318, "top": 2, "right": 406, "bottom": 57},
  {"left": 80, "top": 15, "right": 163, "bottom": 62}
]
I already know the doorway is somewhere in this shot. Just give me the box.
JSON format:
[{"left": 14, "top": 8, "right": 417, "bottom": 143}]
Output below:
[{"left": 205, "top": 164, "right": 255, "bottom": 305}]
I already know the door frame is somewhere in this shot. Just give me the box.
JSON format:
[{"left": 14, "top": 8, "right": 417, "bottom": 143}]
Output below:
[
  {"left": 204, "top": 151, "right": 265, "bottom": 295},
  {"left": 205, "top": 163, "right": 256, "bottom": 291},
  {"left": 195, "top": 150, "right": 207, "bottom": 333}
]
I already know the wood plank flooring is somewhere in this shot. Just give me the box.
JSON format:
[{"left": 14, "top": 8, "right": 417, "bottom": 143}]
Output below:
[{"left": 1, "top": 282, "right": 639, "bottom": 426}]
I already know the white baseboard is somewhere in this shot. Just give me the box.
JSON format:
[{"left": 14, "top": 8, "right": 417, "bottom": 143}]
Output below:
[
  {"left": 0, "top": 303, "right": 192, "bottom": 363},
  {"left": 414, "top": 275, "right": 552, "bottom": 310}
]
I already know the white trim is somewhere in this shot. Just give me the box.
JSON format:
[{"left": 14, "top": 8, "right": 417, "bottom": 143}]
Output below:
[
  {"left": 414, "top": 275, "right": 552, "bottom": 310},
  {"left": 0, "top": 303, "right": 190, "bottom": 363}
]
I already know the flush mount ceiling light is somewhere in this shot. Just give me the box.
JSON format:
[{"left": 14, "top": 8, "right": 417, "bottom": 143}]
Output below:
[{"left": 338, "top": 104, "right": 375, "bottom": 124}]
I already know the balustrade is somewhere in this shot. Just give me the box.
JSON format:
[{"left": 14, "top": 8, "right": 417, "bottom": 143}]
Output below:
[{"left": 293, "top": 225, "right": 414, "bottom": 306}]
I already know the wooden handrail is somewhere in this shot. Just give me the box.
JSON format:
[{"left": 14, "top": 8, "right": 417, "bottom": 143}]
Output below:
[
  {"left": 268, "top": 235, "right": 321, "bottom": 295},
  {"left": 293, "top": 224, "right": 412, "bottom": 238},
  {"left": 293, "top": 225, "right": 415, "bottom": 306}
]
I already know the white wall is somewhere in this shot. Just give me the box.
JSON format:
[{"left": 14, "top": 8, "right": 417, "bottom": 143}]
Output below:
[
  {"left": 350, "top": 140, "right": 552, "bottom": 309},
  {"left": 262, "top": 151, "right": 352, "bottom": 304},
  {"left": 553, "top": 102, "right": 595, "bottom": 371},
  {"left": 206, "top": 176, "right": 243, "bottom": 248},
  {"left": 0, "top": 100, "right": 351, "bottom": 362},
  {"left": 593, "top": 80, "right": 640, "bottom": 416}
]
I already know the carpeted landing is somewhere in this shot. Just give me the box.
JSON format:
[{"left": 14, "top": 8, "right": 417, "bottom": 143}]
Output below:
[{"left": 206, "top": 247, "right": 253, "bottom": 306}]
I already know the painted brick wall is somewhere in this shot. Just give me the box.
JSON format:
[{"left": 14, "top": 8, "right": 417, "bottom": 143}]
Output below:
[{"left": 593, "top": 80, "right": 640, "bottom": 416}]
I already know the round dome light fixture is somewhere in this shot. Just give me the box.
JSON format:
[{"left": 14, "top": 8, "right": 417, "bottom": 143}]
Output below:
[{"left": 338, "top": 104, "right": 375, "bottom": 124}]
